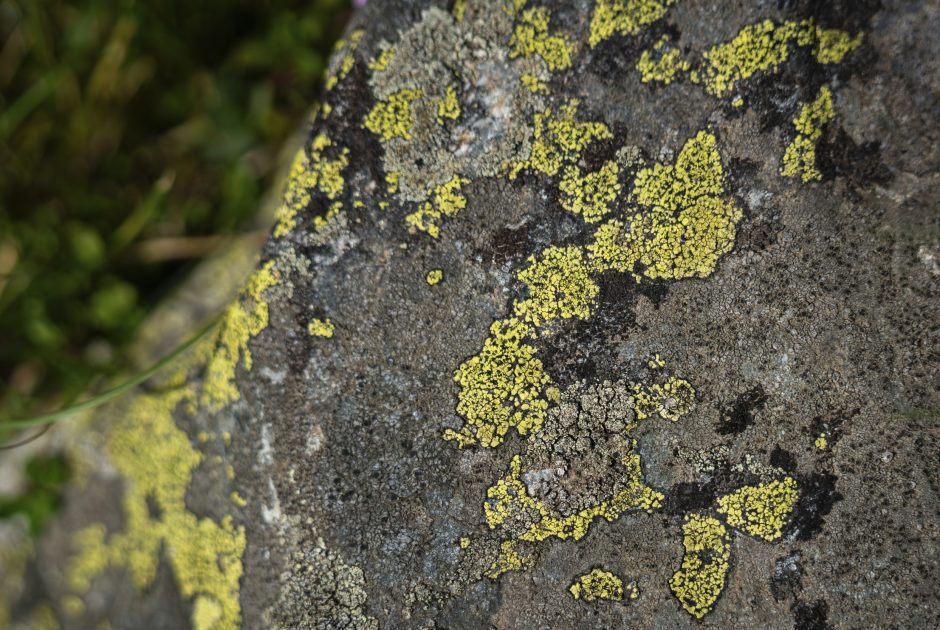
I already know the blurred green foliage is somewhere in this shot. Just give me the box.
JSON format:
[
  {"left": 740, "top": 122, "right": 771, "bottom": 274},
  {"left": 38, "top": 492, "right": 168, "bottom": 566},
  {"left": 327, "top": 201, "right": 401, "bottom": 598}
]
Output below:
[
  {"left": 0, "top": 0, "right": 350, "bottom": 419},
  {"left": 0, "top": 453, "right": 71, "bottom": 535}
]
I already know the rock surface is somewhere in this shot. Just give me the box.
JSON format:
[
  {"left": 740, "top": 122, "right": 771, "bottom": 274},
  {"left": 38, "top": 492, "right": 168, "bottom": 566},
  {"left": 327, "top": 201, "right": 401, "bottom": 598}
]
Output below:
[{"left": 2, "top": 0, "right": 939, "bottom": 628}]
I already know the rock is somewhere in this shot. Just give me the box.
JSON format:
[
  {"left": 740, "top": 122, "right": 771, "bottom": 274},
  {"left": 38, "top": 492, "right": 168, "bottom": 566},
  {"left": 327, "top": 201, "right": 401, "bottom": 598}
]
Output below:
[{"left": 3, "top": 0, "right": 938, "bottom": 627}]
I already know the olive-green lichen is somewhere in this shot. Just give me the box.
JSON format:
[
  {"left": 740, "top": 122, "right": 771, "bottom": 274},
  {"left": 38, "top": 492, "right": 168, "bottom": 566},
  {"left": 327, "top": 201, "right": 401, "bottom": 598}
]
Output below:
[
  {"left": 509, "top": 99, "right": 612, "bottom": 179},
  {"left": 559, "top": 161, "right": 621, "bottom": 223},
  {"left": 781, "top": 86, "right": 835, "bottom": 182},
  {"left": 716, "top": 477, "right": 799, "bottom": 541},
  {"left": 363, "top": 88, "right": 424, "bottom": 142},
  {"left": 669, "top": 514, "right": 731, "bottom": 619},
  {"left": 637, "top": 35, "right": 690, "bottom": 84},
  {"left": 589, "top": 0, "right": 676, "bottom": 48},
  {"left": 272, "top": 134, "right": 349, "bottom": 238},
  {"left": 404, "top": 175, "right": 469, "bottom": 238},
  {"left": 510, "top": 6, "right": 575, "bottom": 71},
  {"left": 569, "top": 569, "right": 631, "bottom": 602}
]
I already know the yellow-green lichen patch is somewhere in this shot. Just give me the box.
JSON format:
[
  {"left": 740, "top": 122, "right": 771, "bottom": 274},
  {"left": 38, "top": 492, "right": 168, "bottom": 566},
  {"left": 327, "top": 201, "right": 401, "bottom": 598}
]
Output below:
[
  {"left": 405, "top": 175, "right": 469, "bottom": 238},
  {"left": 815, "top": 433, "right": 828, "bottom": 449},
  {"left": 425, "top": 269, "right": 444, "bottom": 286},
  {"left": 313, "top": 201, "right": 343, "bottom": 232},
  {"left": 201, "top": 261, "right": 278, "bottom": 411},
  {"left": 589, "top": 0, "right": 676, "bottom": 48},
  {"left": 637, "top": 35, "right": 690, "bottom": 84},
  {"left": 272, "top": 134, "right": 350, "bottom": 238},
  {"left": 446, "top": 317, "right": 549, "bottom": 448},
  {"left": 436, "top": 84, "right": 461, "bottom": 124},
  {"left": 669, "top": 514, "right": 731, "bottom": 619},
  {"left": 509, "top": 99, "right": 612, "bottom": 179},
  {"left": 514, "top": 246, "right": 600, "bottom": 327},
  {"left": 716, "top": 477, "right": 799, "bottom": 541},
  {"left": 325, "top": 29, "right": 364, "bottom": 91},
  {"left": 510, "top": 7, "right": 575, "bottom": 71},
  {"left": 559, "top": 161, "right": 621, "bottom": 223},
  {"left": 590, "top": 131, "right": 742, "bottom": 281},
  {"left": 67, "top": 390, "right": 246, "bottom": 630},
  {"left": 368, "top": 47, "right": 396, "bottom": 72},
  {"left": 693, "top": 20, "right": 862, "bottom": 97},
  {"left": 569, "top": 568, "right": 625, "bottom": 601},
  {"left": 363, "top": 88, "right": 424, "bottom": 142},
  {"left": 521, "top": 72, "right": 548, "bottom": 93},
  {"left": 308, "top": 318, "right": 335, "bottom": 338},
  {"left": 632, "top": 375, "right": 696, "bottom": 421},
  {"left": 781, "top": 86, "right": 835, "bottom": 182},
  {"left": 484, "top": 540, "right": 531, "bottom": 579}
]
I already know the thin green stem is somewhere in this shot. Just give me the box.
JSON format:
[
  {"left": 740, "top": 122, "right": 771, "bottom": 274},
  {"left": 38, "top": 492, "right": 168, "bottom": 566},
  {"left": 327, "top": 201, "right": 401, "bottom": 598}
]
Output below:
[{"left": 0, "top": 315, "right": 221, "bottom": 432}]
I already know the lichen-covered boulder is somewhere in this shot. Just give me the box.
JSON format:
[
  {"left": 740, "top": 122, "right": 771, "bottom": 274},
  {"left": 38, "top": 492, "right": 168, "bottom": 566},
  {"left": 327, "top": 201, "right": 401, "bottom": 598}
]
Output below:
[{"left": 3, "top": 0, "right": 939, "bottom": 628}]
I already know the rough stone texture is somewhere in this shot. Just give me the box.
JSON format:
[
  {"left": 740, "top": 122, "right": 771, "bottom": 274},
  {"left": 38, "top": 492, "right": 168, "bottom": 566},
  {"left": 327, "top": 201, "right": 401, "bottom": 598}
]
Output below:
[{"left": 2, "top": 0, "right": 939, "bottom": 628}]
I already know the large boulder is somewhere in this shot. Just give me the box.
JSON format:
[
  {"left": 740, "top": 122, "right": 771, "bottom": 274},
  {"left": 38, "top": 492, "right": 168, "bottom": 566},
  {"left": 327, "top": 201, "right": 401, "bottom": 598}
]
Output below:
[{"left": 3, "top": 0, "right": 938, "bottom": 627}]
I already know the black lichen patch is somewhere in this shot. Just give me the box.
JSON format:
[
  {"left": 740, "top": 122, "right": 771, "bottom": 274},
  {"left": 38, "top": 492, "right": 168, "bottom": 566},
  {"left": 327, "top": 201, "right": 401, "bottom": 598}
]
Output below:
[
  {"left": 770, "top": 446, "right": 798, "bottom": 473},
  {"left": 487, "top": 223, "right": 532, "bottom": 264},
  {"left": 816, "top": 125, "right": 892, "bottom": 190},
  {"left": 791, "top": 599, "right": 833, "bottom": 630},
  {"left": 787, "top": 473, "right": 842, "bottom": 541},
  {"left": 662, "top": 466, "right": 763, "bottom": 516},
  {"left": 808, "top": 407, "right": 857, "bottom": 450},
  {"left": 716, "top": 386, "right": 768, "bottom": 435}
]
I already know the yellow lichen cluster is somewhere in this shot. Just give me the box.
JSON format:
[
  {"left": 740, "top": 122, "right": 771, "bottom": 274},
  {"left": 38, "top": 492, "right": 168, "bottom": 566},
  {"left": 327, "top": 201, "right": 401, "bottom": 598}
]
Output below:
[
  {"left": 446, "top": 317, "right": 549, "bottom": 447},
  {"left": 559, "top": 161, "right": 621, "bottom": 223},
  {"left": 815, "top": 433, "right": 828, "bottom": 450},
  {"left": 425, "top": 269, "right": 444, "bottom": 286},
  {"left": 693, "top": 19, "right": 862, "bottom": 97},
  {"left": 484, "top": 454, "right": 663, "bottom": 547},
  {"left": 484, "top": 540, "right": 530, "bottom": 579},
  {"left": 363, "top": 88, "right": 424, "bottom": 142},
  {"left": 308, "top": 318, "right": 335, "bottom": 338},
  {"left": 669, "top": 514, "right": 730, "bottom": 619},
  {"left": 632, "top": 375, "right": 696, "bottom": 421},
  {"left": 436, "top": 84, "right": 461, "bottom": 124},
  {"left": 325, "top": 30, "right": 364, "bottom": 91},
  {"left": 716, "top": 477, "right": 799, "bottom": 541},
  {"left": 201, "top": 262, "right": 279, "bottom": 410},
  {"left": 637, "top": 35, "right": 690, "bottom": 84},
  {"left": 405, "top": 175, "right": 470, "bottom": 238},
  {"left": 589, "top": 0, "right": 676, "bottom": 48},
  {"left": 68, "top": 389, "right": 246, "bottom": 630},
  {"left": 510, "top": 6, "right": 575, "bottom": 71},
  {"left": 509, "top": 99, "right": 612, "bottom": 179},
  {"left": 367, "top": 47, "right": 396, "bottom": 72},
  {"left": 313, "top": 200, "right": 343, "bottom": 232},
  {"left": 781, "top": 86, "right": 834, "bottom": 182},
  {"left": 569, "top": 569, "right": 627, "bottom": 602},
  {"left": 521, "top": 73, "right": 548, "bottom": 94},
  {"left": 272, "top": 134, "right": 349, "bottom": 238},
  {"left": 451, "top": 130, "right": 740, "bottom": 448}
]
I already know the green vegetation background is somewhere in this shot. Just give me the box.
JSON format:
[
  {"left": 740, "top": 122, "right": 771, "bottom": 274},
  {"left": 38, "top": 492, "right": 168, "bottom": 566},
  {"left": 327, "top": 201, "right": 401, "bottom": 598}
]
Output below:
[{"left": 0, "top": 0, "right": 351, "bottom": 429}]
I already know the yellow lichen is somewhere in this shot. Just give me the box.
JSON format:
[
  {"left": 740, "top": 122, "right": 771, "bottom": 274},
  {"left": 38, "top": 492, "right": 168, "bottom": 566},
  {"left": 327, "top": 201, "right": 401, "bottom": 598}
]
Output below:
[
  {"left": 313, "top": 200, "right": 343, "bottom": 232},
  {"left": 201, "top": 262, "right": 278, "bottom": 411},
  {"left": 716, "top": 477, "right": 799, "bottom": 541},
  {"left": 447, "top": 317, "right": 549, "bottom": 448},
  {"left": 589, "top": 0, "right": 676, "bottom": 48},
  {"left": 520, "top": 73, "right": 549, "bottom": 93},
  {"left": 436, "top": 84, "right": 461, "bottom": 124},
  {"left": 405, "top": 175, "right": 469, "bottom": 238},
  {"left": 559, "top": 161, "right": 621, "bottom": 223},
  {"left": 484, "top": 540, "right": 530, "bottom": 579},
  {"left": 453, "top": 0, "right": 466, "bottom": 22},
  {"left": 459, "top": 537, "right": 471, "bottom": 549},
  {"left": 386, "top": 171, "right": 400, "bottom": 194},
  {"left": 514, "top": 246, "right": 600, "bottom": 327},
  {"left": 325, "top": 30, "right": 364, "bottom": 91},
  {"left": 68, "top": 390, "right": 246, "bottom": 630},
  {"left": 669, "top": 514, "right": 731, "bottom": 619},
  {"left": 632, "top": 376, "right": 696, "bottom": 421},
  {"left": 426, "top": 269, "right": 444, "bottom": 286},
  {"left": 364, "top": 88, "right": 424, "bottom": 142},
  {"left": 815, "top": 434, "right": 828, "bottom": 450},
  {"left": 510, "top": 7, "right": 575, "bottom": 71},
  {"left": 229, "top": 491, "right": 247, "bottom": 508},
  {"left": 694, "top": 20, "right": 861, "bottom": 97},
  {"left": 367, "top": 47, "right": 396, "bottom": 72},
  {"left": 569, "top": 569, "right": 625, "bottom": 602},
  {"left": 781, "top": 86, "right": 834, "bottom": 182},
  {"left": 308, "top": 318, "right": 335, "bottom": 338},
  {"left": 637, "top": 35, "right": 690, "bottom": 84},
  {"left": 272, "top": 134, "right": 349, "bottom": 238},
  {"left": 509, "top": 99, "right": 612, "bottom": 179}
]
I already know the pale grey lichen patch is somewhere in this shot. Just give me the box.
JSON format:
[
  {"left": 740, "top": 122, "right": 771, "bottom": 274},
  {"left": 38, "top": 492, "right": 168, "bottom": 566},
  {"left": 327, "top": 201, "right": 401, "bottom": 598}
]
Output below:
[
  {"left": 368, "top": 2, "right": 548, "bottom": 202},
  {"left": 271, "top": 525, "right": 378, "bottom": 630}
]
